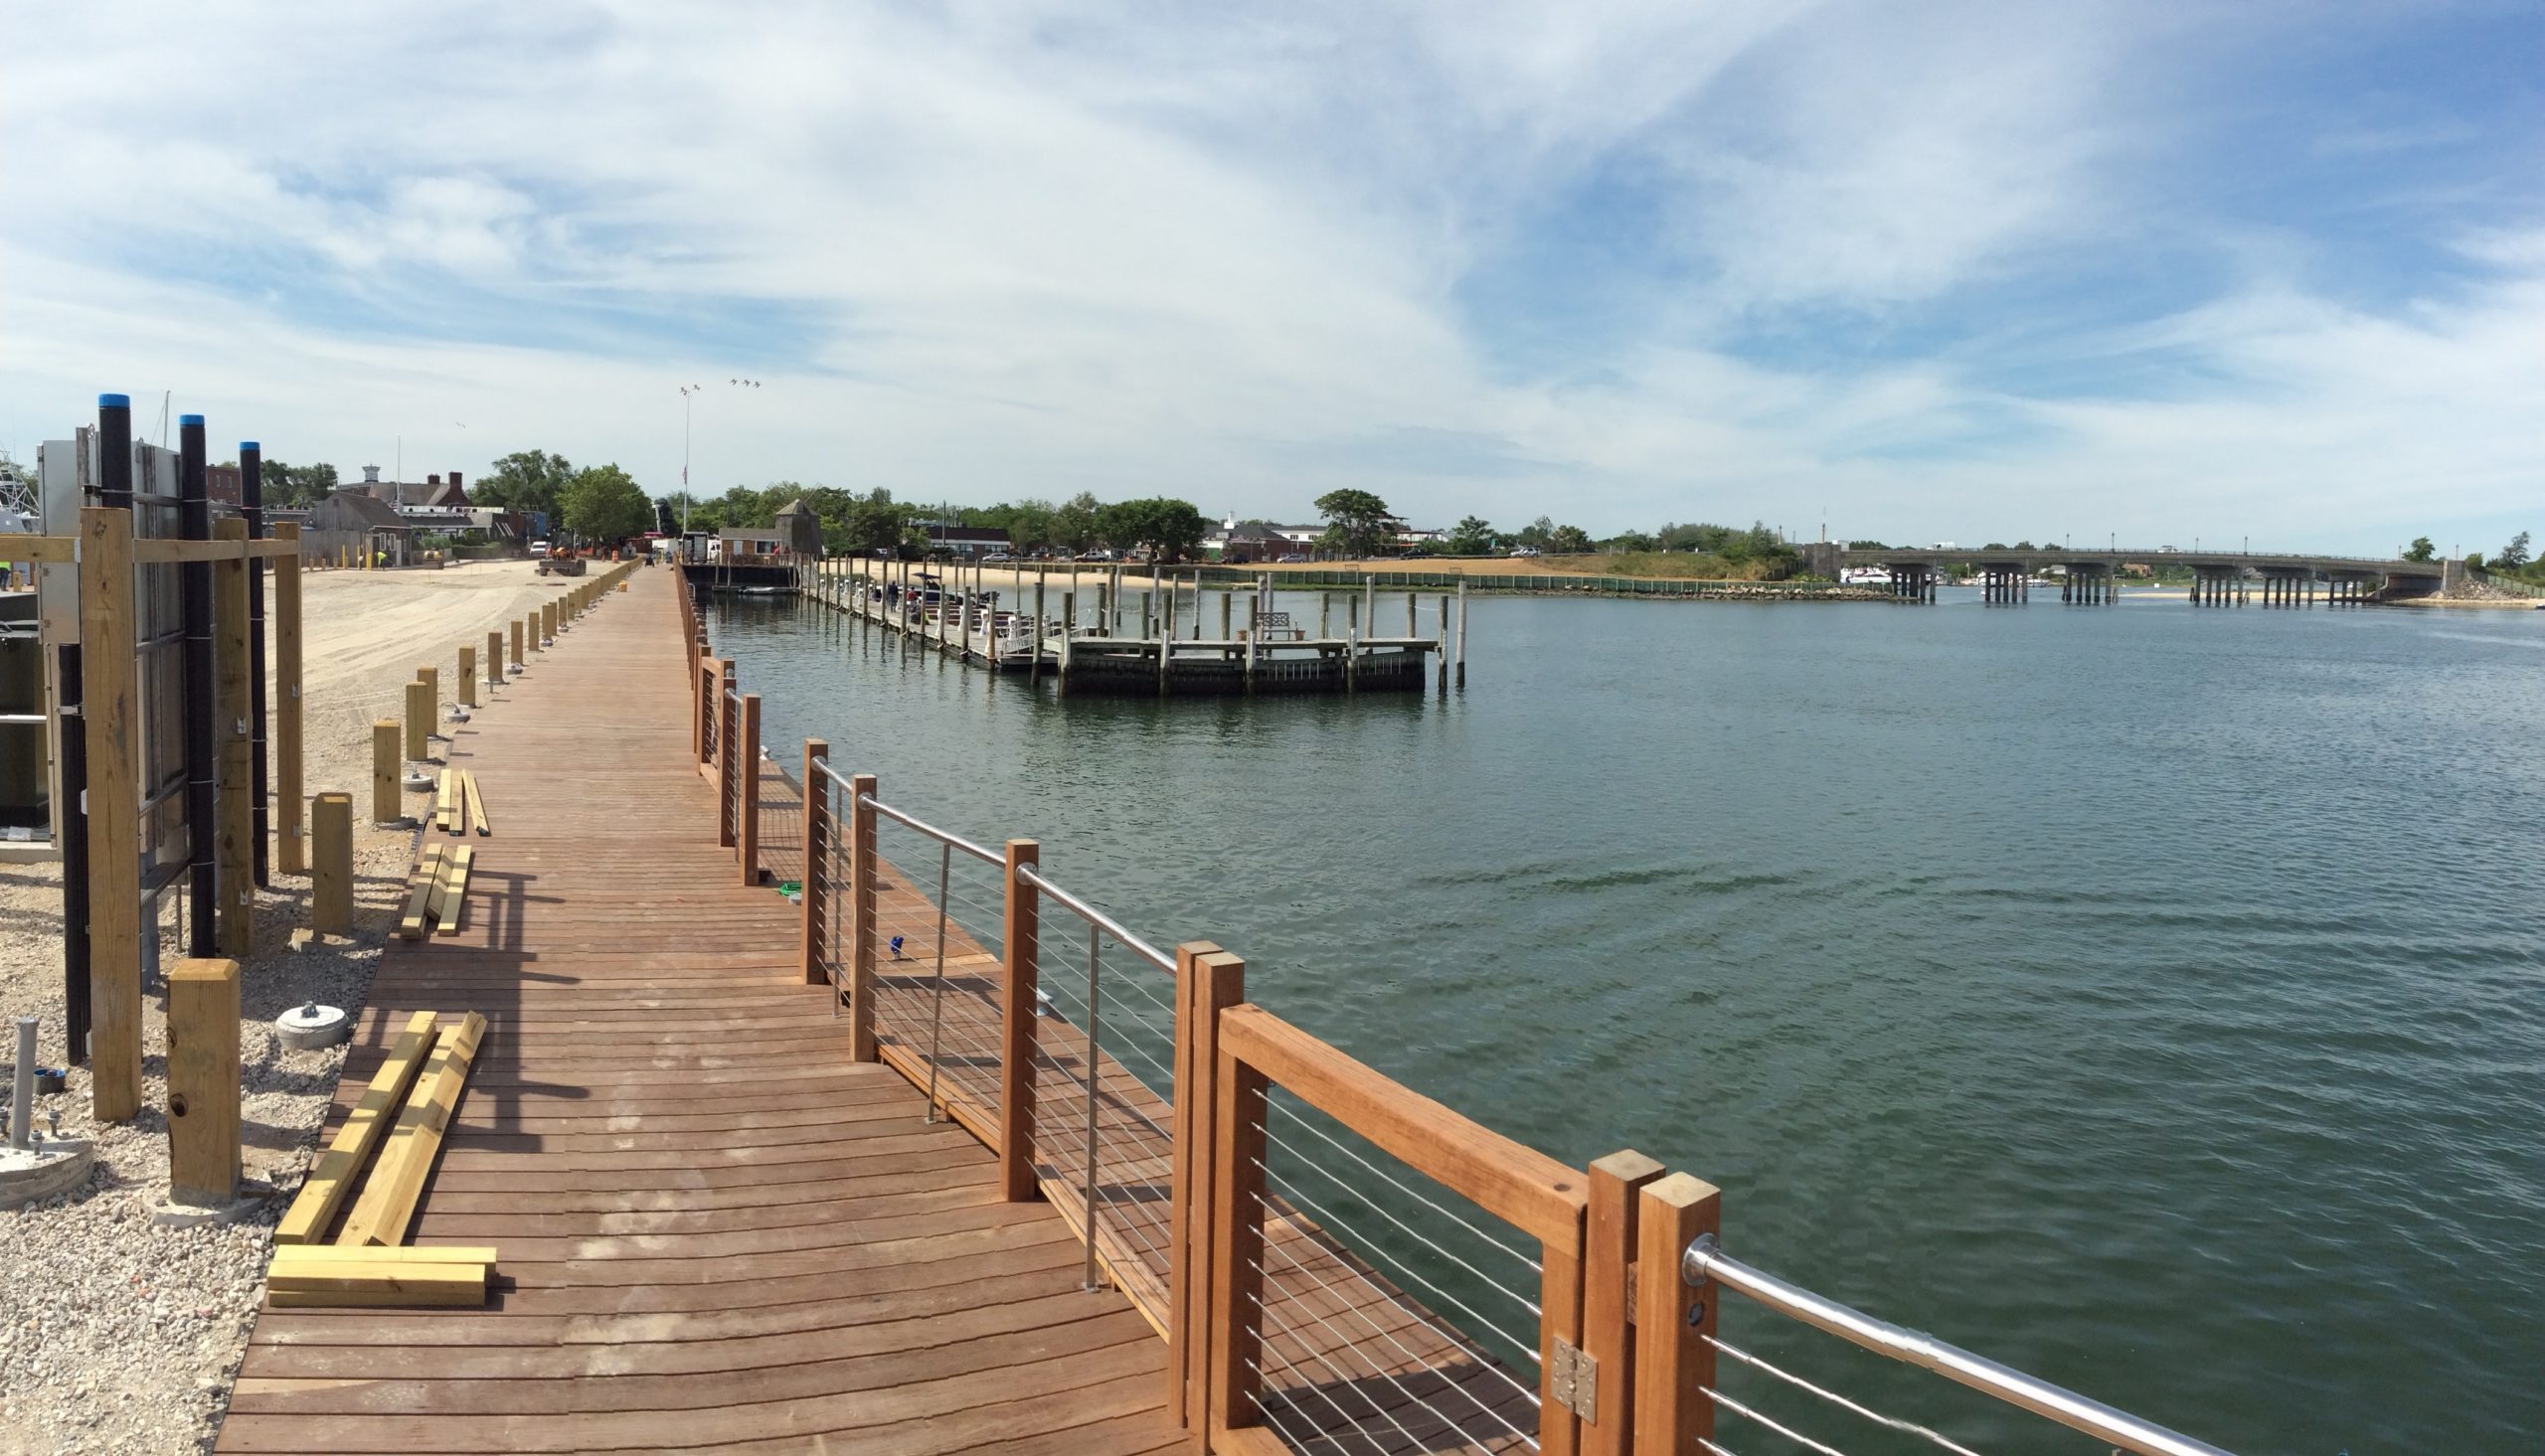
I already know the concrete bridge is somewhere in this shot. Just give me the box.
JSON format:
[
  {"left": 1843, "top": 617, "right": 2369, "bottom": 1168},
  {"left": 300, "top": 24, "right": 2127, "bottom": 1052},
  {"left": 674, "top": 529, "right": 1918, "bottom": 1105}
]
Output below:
[{"left": 1800, "top": 543, "right": 2450, "bottom": 605}]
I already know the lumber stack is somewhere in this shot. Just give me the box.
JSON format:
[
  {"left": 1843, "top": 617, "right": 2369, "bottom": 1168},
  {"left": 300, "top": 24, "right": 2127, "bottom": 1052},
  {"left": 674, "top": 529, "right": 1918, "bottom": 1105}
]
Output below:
[
  {"left": 397, "top": 842, "right": 476, "bottom": 940},
  {"left": 265, "top": 1011, "right": 493, "bottom": 1307},
  {"left": 431, "top": 767, "right": 493, "bottom": 837}
]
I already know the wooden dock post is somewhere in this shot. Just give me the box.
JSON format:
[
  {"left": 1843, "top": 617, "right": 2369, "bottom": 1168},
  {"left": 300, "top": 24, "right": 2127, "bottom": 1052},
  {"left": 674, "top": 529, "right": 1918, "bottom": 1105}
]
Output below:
[
  {"left": 81, "top": 505, "right": 142, "bottom": 1121},
  {"left": 1363, "top": 574, "right": 1375, "bottom": 635},
  {"left": 457, "top": 644, "right": 477, "bottom": 708},
  {"left": 1439, "top": 593, "right": 1450, "bottom": 690},
  {"left": 1347, "top": 590, "right": 1358, "bottom": 633},
  {"left": 167, "top": 957, "right": 242, "bottom": 1206},
  {"left": 511, "top": 617, "right": 524, "bottom": 668},
  {"left": 800, "top": 739, "right": 828, "bottom": 984},
  {"left": 1407, "top": 591, "right": 1418, "bottom": 637},
  {"left": 1170, "top": 944, "right": 1242, "bottom": 1428},
  {"left": 736, "top": 694, "right": 762, "bottom": 884},
  {"left": 215, "top": 519, "right": 254, "bottom": 956},
  {"left": 404, "top": 679, "right": 430, "bottom": 763},
  {"left": 1456, "top": 579, "right": 1468, "bottom": 689},
  {"left": 847, "top": 773, "right": 879, "bottom": 1062},
  {"left": 372, "top": 720, "right": 401, "bottom": 825},
  {"left": 1221, "top": 589, "right": 1232, "bottom": 641},
  {"left": 1634, "top": 1173, "right": 1722, "bottom": 1455},
  {"left": 275, "top": 523, "right": 305, "bottom": 875},
  {"left": 1584, "top": 1151, "right": 1666, "bottom": 1456},
  {"left": 999, "top": 839, "right": 1041, "bottom": 1201},
  {"left": 1032, "top": 579, "right": 1046, "bottom": 685},
  {"left": 1319, "top": 592, "right": 1330, "bottom": 638},
  {"left": 312, "top": 793, "right": 352, "bottom": 934},
  {"left": 485, "top": 630, "right": 503, "bottom": 695}
]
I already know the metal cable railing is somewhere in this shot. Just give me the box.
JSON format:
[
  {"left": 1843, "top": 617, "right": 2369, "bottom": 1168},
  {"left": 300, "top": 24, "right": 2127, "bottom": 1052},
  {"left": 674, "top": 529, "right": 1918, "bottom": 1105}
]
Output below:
[{"left": 1248, "top": 1085, "right": 1547, "bottom": 1454}]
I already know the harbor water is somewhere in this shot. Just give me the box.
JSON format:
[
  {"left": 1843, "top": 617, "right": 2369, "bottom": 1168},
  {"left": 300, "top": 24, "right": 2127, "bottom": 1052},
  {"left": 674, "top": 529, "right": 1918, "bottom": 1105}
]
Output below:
[{"left": 707, "top": 585, "right": 2544, "bottom": 1452}]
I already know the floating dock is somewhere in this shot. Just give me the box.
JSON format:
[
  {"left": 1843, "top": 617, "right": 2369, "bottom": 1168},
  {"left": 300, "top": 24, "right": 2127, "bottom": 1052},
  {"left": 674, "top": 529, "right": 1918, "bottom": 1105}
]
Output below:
[{"left": 776, "top": 558, "right": 1462, "bottom": 695}]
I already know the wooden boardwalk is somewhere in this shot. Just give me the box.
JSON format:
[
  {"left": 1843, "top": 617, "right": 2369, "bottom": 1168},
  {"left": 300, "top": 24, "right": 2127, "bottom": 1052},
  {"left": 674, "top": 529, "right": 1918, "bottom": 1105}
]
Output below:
[{"left": 218, "top": 568, "right": 1185, "bottom": 1455}]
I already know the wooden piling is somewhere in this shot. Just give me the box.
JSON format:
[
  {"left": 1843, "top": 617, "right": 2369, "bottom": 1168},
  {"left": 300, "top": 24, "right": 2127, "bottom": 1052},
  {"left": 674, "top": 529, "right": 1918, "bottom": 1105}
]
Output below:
[
  {"left": 312, "top": 793, "right": 352, "bottom": 934},
  {"left": 1456, "top": 580, "right": 1468, "bottom": 688},
  {"left": 215, "top": 519, "right": 254, "bottom": 957},
  {"left": 166, "top": 957, "right": 242, "bottom": 1206},
  {"left": 511, "top": 616, "right": 525, "bottom": 667},
  {"left": 485, "top": 630, "right": 503, "bottom": 693},
  {"left": 275, "top": 523, "right": 305, "bottom": 875},
  {"left": 458, "top": 645, "right": 477, "bottom": 708},
  {"left": 372, "top": 720, "right": 402, "bottom": 826}
]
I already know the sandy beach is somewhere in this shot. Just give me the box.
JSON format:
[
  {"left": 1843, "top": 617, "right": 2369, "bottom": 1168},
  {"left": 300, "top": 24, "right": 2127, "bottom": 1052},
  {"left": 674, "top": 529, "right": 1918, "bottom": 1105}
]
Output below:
[{"left": 0, "top": 558, "right": 604, "bottom": 1455}]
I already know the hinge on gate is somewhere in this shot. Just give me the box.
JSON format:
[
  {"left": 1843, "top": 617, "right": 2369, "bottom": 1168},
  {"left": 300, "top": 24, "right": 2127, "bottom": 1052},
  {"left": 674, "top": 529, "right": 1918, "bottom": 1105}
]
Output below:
[{"left": 1549, "top": 1336, "right": 1599, "bottom": 1422}]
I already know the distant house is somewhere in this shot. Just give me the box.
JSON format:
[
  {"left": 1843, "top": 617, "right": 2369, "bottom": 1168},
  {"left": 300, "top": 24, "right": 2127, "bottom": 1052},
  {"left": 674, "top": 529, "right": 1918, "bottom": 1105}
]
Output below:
[
  {"left": 919, "top": 522, "right": 1011, "bottom": 559},
  {"left": 719, "top": 528, "right": 787, "bottom": 561},
  {"left": 347, "top": 464, "right": 470, "bottom": 508},
  {"left": 1219, "top": 520, "right": 1289, "bottom": 564},
  {"left": 303, "top": 490, "right": 413, "bottom": 566}
]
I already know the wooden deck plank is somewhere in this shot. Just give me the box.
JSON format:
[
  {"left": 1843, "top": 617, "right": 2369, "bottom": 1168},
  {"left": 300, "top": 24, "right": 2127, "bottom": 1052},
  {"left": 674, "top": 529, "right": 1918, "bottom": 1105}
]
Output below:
[{"left": 216, "top": 569, "right": 1183, "bottom": 1454}]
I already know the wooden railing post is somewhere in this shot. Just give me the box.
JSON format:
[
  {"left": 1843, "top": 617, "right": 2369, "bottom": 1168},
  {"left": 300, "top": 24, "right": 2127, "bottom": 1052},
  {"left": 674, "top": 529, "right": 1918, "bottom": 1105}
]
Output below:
[
  {"left": 800, "top": 740, "right": 829, "bottom": 984},
  {"left": 511, "top": 616, "right": 524, "bottom": 669},
  {"left": 736, "top": 693, "right": 762, "bottom": 883},
  {"left": 1170, "top": 944, "right": 1241, "bottom": 1430},
  {"left": 847, "top": 773, "right": 878, "bottom": 1061},
  {"left": 1585, "top": 1151, "right": 1666, "bottom": 1456},
  {"left": 80, "top": 505, "right": 142, "bottom": 1122},
  {"left": 274, "top": 523, "right": 304, "bottom": 874},
  {"left": 485, "top": 630, "right": 502, "bottom": 696},
  {"left": 1633, "top": 1174, "right": 1722, "bottom": 1456},
  {"left": 998, "top": 840, "right": 1041, "bottom": 1202},
  {"left": 458, "top": 643, "right": 477, "bottom": 709},
  {"left": 311, "top": 793, "right": 352, "bottom": 934},
  {"left": 1205, "top": 1038, "right": 1269, "bottom": 1442}
]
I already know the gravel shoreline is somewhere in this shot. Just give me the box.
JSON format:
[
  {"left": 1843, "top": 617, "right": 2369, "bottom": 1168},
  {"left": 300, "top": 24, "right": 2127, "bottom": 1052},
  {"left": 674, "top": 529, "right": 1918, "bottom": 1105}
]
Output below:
[{"left": 0, "top": 561, "right": 587, "bottom": 1455}]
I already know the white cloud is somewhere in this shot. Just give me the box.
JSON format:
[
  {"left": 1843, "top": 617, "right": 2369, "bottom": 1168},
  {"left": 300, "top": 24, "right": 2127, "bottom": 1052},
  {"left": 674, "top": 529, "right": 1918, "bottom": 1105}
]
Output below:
[{"left": 0, "top": 2, "right": 2534, "bottom": 552}]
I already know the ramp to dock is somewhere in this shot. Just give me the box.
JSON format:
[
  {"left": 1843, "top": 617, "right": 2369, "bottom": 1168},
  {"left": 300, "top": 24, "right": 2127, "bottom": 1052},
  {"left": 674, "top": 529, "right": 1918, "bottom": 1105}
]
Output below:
[{"left": 217, "top": 569, "right": 1183, "bottom": 1454}]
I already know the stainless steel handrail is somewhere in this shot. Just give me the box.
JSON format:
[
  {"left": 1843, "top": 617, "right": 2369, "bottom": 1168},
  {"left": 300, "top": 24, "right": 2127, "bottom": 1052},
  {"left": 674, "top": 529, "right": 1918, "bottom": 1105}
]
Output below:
[
  {"left": 856, "top": 792, "right": 1001, "bottom": 867},
  {"left": 1014, "top": 863, "right": 1173, "bottom": 973},
  {"left": 1682, "top": 1234, "right": 2235, "bottom": 1456}
]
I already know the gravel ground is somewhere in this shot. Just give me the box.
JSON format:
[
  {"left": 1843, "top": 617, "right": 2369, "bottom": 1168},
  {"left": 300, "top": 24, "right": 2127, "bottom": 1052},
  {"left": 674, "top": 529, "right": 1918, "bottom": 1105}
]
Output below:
[{"left": 0, "top": 561, "right": 592, "bottom": 1455}]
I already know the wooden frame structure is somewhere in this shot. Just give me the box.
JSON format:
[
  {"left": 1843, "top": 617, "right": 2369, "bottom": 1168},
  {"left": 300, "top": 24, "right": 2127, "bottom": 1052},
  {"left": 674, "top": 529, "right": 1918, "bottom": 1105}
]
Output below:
[{"left": 25, "top": 501, "right": 303, "bottom": 1121}]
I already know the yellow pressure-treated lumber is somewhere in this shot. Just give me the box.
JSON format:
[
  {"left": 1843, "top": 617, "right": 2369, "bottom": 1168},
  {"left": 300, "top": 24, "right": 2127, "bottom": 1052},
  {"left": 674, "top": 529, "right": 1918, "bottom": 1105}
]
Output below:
[
  {"left": 396, "top": 844, "right": 445, "bottom": 941},
  {"left": 166, "top": 958, "right": 243, "bottom": 1207},
  {"left": 270, "top": 1244, "right": 494, "bottom": 1265},
  {"left": 432, "top": 844, "right": 474, "bottom": 937},
  {"left": 273, "top": 1012, "right": 440, "bottom": 1243},
  {"left": 265, "top": 1258, "right": 487, "bottom": 1307},
  {"left": 339, "top": 1011, "right": 488, "bottom": 1247}
]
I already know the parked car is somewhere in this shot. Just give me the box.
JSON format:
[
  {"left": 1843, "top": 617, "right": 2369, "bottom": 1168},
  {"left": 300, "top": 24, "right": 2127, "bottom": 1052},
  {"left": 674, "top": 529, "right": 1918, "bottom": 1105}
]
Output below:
[
  {"left": 530, "top": 540, "right": 551, "bottom": 559},
  {"left": 1509, "top": 546, "right": 1541, "bottom": 558},
  {"left": 1277, "top": 553, "right": 1307, "bottom": 563},
  {"left": 983, "top": 552, "right": 1015, "bottom": 564}
]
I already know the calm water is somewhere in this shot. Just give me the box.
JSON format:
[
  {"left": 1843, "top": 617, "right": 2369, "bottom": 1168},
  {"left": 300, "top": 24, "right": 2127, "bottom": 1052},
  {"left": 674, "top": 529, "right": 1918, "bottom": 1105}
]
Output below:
[{"left": 709, "top": 587, "right": 2543, "bottom": 1453}]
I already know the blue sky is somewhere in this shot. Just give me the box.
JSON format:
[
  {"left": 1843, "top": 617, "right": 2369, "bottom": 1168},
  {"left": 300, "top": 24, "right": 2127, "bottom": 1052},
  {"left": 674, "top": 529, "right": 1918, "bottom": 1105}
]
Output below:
[{"left": 2, "top": 2, "right": 2536, "bottom": 553}]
